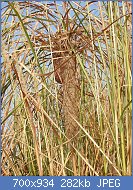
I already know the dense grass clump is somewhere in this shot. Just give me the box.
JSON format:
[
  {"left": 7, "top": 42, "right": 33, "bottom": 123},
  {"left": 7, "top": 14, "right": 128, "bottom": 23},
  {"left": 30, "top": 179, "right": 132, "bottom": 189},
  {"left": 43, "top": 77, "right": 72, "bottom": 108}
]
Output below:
[{"left": 1, "top": 1, "right": 132, "bottom": 176}]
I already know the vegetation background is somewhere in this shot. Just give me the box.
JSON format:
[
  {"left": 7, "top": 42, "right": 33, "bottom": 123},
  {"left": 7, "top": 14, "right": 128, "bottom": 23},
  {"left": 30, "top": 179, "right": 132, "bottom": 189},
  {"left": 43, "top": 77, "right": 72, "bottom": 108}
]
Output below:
[{"left": 1, "top": 1, "right": 132, "bottom": 176}]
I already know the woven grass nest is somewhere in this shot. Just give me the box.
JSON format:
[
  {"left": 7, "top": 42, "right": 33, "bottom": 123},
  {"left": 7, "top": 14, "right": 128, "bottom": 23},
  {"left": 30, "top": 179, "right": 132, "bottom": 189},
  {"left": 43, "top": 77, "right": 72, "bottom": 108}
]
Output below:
[
  {"left": 51, "top": 27, "right": 85, "bottom": 84},
  {"left": 51, "top": 27, "right": 86, "bottom": 140}
]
